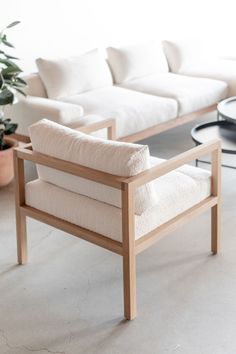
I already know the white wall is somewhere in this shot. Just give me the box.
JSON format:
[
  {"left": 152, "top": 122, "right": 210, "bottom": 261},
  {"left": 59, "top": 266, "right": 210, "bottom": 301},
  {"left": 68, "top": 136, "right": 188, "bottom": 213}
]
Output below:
[{"left": 2, "top": 0, "right": 235, "bottom": 73}]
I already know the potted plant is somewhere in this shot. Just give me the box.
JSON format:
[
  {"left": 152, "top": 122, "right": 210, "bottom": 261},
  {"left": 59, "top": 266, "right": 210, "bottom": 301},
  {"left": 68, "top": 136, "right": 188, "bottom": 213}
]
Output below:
[{"left": 0, "top": 21, "right": 26, "bottom": 187}]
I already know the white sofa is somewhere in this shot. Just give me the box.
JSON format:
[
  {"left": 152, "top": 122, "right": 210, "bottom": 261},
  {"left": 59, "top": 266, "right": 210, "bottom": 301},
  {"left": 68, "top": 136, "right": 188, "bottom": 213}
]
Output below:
[{"left": 8, "top": 41, "right": 233, "bottom": 142}]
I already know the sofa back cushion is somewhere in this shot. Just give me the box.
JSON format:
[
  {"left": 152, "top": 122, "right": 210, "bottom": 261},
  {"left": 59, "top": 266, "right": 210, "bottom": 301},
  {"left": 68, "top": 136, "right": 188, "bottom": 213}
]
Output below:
[
  {"left": 107, "top": 42, "right": 169, "bottom": 84},
  {"left": 163, "top": 40, "right": 217, "bottom": 73},
  {"left": 23, "top": 73, "right": 47, "bottom": 98},
  {"left": 29, "top": 119, "right": 157, "bottom": 215},
  {"left": 36, "top": 49, "right": 113, "bottom": 99}
]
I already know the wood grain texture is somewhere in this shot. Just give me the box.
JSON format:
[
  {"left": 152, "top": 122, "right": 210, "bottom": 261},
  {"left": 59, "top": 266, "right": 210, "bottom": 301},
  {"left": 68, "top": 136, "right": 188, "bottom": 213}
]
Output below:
[
  {"left": 15, "top": 147, "right": 126, "bottom": 189},
  {"left": 211, "top": 143, "right": 221, "bottom": 254},
  {"left": 135, "top": 197, "right": 218, "bottom": 254},
  {"left": 21, "top": 206, "right": 123, "bottom": 255},
  {"left": 122, "top": 182, "right": 136, "bottom": 320},
  {"left": 76, "top": 118, "right": 116, "bottom": 140},
  {"left": 13, "top": 151, "right": 27, "bottom": 264},
  {"left": 125, "top": 139, "right": 221, "bottom": 189}
]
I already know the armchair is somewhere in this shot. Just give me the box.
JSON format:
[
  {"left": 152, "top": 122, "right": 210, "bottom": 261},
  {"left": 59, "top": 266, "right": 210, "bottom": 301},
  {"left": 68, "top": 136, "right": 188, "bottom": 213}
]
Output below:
[{"left": 14, "top": 120, "right": 221, "bottom": 320}]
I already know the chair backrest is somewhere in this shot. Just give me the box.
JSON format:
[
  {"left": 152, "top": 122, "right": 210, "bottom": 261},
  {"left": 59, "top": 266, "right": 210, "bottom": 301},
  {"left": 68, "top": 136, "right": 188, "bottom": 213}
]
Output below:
[{"left": 29, "top": 119, "right": 158, "bottom": 215}]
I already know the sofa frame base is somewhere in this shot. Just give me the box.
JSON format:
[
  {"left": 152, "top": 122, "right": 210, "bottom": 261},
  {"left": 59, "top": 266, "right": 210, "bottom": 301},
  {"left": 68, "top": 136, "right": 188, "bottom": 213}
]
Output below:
[
  {"left": 14, "top": 130, "right": 221, "bottom": 320},
  {"left": 119, "top": 104, "right": 216, "bottom": 143}
]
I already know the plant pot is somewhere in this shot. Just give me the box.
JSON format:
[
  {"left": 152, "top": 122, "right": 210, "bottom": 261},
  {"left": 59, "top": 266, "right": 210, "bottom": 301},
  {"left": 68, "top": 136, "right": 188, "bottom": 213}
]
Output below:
[{"left": 0, "top": 137, "right": 18, "bottom": 187}]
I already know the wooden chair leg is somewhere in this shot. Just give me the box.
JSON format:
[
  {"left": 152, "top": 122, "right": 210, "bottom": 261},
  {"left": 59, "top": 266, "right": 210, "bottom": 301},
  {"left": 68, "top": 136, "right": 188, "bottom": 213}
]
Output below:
[
  {"left": 123, "top": 252, "right": 136, "bottom": 320},
  {"left": 211, "top": 144, "right": 221, "bottom": 255},
  {"left": 121, "top": 181, "right": 136, "bottom": 320},
  {"left": 16, "top": 208, "right": 27, "bottom": 264},
  {"left": 14, "top": 151, "right": 27, "bottom": 264},
  {"left": 211, "top": 203, "right": 220, "bottom": 255}
]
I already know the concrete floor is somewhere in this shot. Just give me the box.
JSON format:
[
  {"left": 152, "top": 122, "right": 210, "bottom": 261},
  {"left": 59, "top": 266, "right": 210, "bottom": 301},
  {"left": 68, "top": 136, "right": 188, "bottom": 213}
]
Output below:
[{"left": 1, "top": 117, "right": 236, "bottom": 354}]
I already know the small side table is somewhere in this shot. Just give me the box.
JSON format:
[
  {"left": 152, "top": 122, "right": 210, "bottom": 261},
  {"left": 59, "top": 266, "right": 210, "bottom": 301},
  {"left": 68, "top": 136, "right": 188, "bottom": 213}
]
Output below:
[
  {"left": 191, "top": 96, "right": 236, "bottom": 169},
  {"left": 217, "top": 96, "right": 236, "bottom": 123},
  {"left": 191, "top": 120, "right": 236, "bottom": 169}
]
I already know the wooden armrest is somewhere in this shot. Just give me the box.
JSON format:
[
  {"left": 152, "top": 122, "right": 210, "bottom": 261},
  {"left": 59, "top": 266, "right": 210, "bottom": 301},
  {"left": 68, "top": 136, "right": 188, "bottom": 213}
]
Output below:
[
  {"left": 123, "top": 139, "right": 221, "bottom": 189},
  {"left": 14, "top": 145, "right": 125, "bottom": 189},
  {"left": 75, "top": 118, "right": 116, "bottom": 140}
]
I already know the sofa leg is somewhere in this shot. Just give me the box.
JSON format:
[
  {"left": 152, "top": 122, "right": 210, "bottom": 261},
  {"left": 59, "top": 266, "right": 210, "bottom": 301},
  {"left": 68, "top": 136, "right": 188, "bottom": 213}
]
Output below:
[
  {"left": 16, "top": 209, "right": 27, "bottom": 264},
  {"left": 211, "top": 204, "right": 220, "bottom": 255},
  {"left": 123, "top": 253, "right": 136, "bottom": 320}
]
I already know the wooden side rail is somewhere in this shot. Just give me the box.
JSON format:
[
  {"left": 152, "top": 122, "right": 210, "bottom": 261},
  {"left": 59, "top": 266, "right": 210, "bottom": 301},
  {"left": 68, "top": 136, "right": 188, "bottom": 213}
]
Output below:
[
  {"left": 121, "top": 138, "right": 221, "bottom": 256},
  {"left": 75, "top": 118, "right": 116, "bottom": 140},
  {"left": 14, "top": 147, "right": 126, "bottom": 190},
  {"left": 13, "top": 117, "right": 116, "bottom": 144},
  {"left": 123, "top": 139, "right": 221, "bottom": 188}
]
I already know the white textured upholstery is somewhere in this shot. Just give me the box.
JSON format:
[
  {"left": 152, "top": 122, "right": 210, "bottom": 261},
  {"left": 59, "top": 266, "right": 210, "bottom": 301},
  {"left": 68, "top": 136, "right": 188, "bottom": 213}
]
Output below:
[
  {"left": 162, "top": 40, "right": 217, "bottom": 73},
  {"left": 25, "top": 156, "right": 211, "bottom": 242},
  {"left": 29, "top": 119, "right": 157, "bottom": 215},
  {"left": 176, "top": 60, "right": 236, "bottom": 97},
  {"left": 163, "top": 40, "right": 236, "bottom": 96},
  {"left": 120, "top": 73, "right": 228, "bottom": 115},
  {"left": 5, "top": 96, "right": 84, "bottom": 136},
  {"left": 36, "top": 49, "right": 113, "bottom": 99},
  {"left": 107, "top": 42, "right": 169, "bottom": 84},
  {"left": 23, "top": 73, "right": 47, "bottom": 97},
  {"left": 59, "top": 86, "right": 178, "bottom": 138}
]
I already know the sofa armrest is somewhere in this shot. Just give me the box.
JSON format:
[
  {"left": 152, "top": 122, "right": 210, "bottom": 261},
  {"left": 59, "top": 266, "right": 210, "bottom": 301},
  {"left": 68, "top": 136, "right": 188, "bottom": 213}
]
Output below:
[{"left": 5, "top": 95, "right": 84, "bottom": 137}]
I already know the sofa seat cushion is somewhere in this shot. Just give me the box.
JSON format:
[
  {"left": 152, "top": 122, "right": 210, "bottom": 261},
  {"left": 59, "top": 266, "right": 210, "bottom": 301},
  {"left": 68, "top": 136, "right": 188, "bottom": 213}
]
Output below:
[
  {"left": 59, "top": 86, "right": 178, "bottom": 139},
  {"left": 176, "top": 60, "right": 236, "bottom": 97},
  {"left": 36, "top": 49, "right": 113, "bottom": 99},
  {"left": 25, "top": 156, "right": 211, "bottom": 242},
  {"left": 29, "top": 119, "right": 158, "bottom": 215},
  {"left": 120, "top": 73, "right": 228, "bottom": 115}
]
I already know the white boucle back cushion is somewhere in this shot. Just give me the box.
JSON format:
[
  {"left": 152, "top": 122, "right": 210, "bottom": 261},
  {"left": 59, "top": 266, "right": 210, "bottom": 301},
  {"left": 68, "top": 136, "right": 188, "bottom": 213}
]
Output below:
[
  {"left": 36, "top": 49, "right": 113, "bottom": 99},
  {"left": 163, "top": 40, "right": 217, "bottom": 73},
  {"left": 29, "top": 119, "right": 157, "bottom": 215},
  {"left": 107, "top": 42, "right": 169, "bottom": 84}
]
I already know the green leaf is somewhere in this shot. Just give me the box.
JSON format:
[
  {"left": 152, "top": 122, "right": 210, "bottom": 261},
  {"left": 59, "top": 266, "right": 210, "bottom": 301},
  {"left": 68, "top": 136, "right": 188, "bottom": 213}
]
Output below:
[
  {"left": 0, "top": 88, "right": 14, "bottom": 105},
  {"left": 4, "top": 123, "right": 18, "bottom": 134},
  {"left": 2, "top": 66, "right": 22, "bottom": 77},
  {"left": 2, "top": 39, "right": 14, "bottom": 48},
  {"left": 14, "top": 87, "right": 26, "bottom": 96},
  {"left": 6, "top": 21, "right": 20, "bottom": 28},
  {"left": 0, "top": 58, "right": 21, "bottom": 70},
  {"left": 4, "top": 54, "right": 19, "bottom": 60},
  {"left": 16, "top": 77, "right": 27, "bottom": 85}
]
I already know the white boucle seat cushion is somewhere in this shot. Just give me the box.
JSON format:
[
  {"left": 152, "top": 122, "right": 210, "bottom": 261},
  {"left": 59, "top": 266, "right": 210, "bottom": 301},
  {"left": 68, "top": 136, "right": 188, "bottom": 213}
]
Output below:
[
  {"left": 25, "top": 156, "right": 211, "bottom": 242},
  {"left": 29, "top": 119, "right": 157, "bottom": 215},
  {"left": 120, "top": 73, "right": 228, "bottom": 115},
  {"left": 36, "top": 49, "right": 113, "bottom": 99},
  {"left": 59, "top": 86, "right": 178, "bottom": 139},
  {"left": 175, "top": 60, "right": 236, "bottom": 97}
]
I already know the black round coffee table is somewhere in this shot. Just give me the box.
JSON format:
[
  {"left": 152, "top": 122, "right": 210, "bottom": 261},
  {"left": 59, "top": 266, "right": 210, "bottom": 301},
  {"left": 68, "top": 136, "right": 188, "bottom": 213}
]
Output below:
[{"left": 191, "top": 120, "right": 236, "bottom": 169}]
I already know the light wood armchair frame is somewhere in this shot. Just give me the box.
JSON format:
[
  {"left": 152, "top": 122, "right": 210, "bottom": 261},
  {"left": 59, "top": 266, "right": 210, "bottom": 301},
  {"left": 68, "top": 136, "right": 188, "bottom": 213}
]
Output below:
[{"left": 14, "top": 120, "right": 221, "bottom": 320}]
